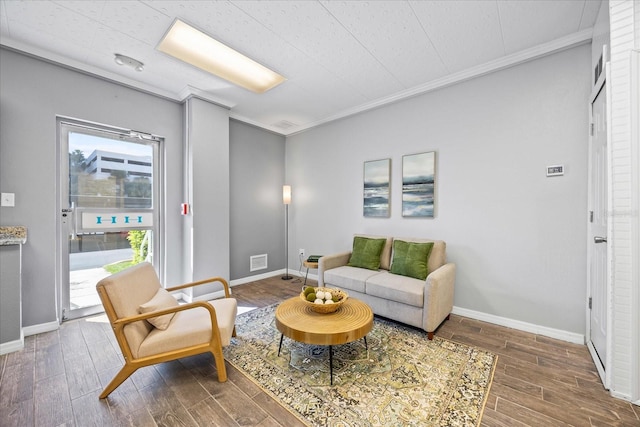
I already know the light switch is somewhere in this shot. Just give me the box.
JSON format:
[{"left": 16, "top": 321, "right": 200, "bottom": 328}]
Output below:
[{"left": 1, "top": 193, "right": 15, "bottom": 207}]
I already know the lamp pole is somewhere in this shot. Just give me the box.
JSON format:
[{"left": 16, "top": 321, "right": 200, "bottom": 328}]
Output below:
[{"left": 282, "top": 185, "right": 292, "bottom": 280}]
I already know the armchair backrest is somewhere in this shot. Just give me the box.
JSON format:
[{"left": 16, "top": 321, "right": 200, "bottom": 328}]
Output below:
[{"left": 97, "top": 262, "right": 162, "bottom": 357}]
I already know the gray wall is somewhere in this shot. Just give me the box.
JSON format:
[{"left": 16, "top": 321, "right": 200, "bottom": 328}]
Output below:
[
  {"left": 229, "top": 119, "right": 286, "bottom": 280},
  {"left": 286, "top": 44, "right": 591, "bottom": 335},
  {"left": 0, "top": 42, "right": 593, "bottom": 337},
  {"left": 0, "top": 48, "right": 184, "bottom": 327}
]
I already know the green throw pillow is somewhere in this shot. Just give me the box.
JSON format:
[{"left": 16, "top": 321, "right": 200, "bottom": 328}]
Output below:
[
  {"left": 348, "top": 237, "right": 386, "bottom": 270},
  {"left": 390, "top": 240, "right": 434, "bottom": 280}
]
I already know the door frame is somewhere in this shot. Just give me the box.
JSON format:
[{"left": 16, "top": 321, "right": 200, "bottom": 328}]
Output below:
[
  {"left": 55, "top": 116, "right": 164, "bottom": 322},
  {"left": 585, "top": 64, "right": 612, "bottom": 389}
]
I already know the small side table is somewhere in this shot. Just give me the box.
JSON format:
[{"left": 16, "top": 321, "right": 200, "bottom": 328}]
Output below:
[{"left": 302, "top": 260, "right": 318, "bottom": 286}]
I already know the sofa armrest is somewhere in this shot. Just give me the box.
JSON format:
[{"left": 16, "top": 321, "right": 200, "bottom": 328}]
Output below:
[
  {"left": 423, "top": 263, "right": 456, "bottom": 333},
  {"left": 318, "top": 251, "right": 351, "bottom": 287}
]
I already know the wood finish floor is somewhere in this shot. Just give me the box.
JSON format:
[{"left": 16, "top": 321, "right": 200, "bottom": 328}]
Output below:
[{"left": 1, "top": 275, "right": 638, "bottom": 426}]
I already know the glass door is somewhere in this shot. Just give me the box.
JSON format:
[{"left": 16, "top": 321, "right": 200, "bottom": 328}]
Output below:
[{"left": 58, "top": 119, "right": 162, "bottom": 320}]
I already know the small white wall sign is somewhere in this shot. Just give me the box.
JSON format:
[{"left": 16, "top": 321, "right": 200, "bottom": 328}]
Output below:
[{"left": 546, "top": 165, "right": 564, "bottom": 177}]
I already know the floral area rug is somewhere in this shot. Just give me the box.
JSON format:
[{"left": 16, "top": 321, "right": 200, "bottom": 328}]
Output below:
[{"left": 224, "top": 304, "right": 497, "bottom": 427}]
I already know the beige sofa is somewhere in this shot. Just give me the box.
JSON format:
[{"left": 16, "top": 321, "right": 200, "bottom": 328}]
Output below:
[{"left": 318, "top": 235, "right": 455, "bottom": 339}]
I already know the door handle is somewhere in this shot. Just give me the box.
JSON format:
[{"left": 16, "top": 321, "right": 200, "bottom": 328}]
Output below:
[
  {"left": 594, "top": 236, "right": 607, "bottom": 244},
  {"left": 61, "top": 204, "right": 77, "bottom": 239}
]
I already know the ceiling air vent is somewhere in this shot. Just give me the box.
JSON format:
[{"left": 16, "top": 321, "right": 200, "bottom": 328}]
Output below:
[
  {"left": 272, "top": 120, "right": 297, "bottom": 130},
  {"left": 250, "top": 254, "right": 268, "bottom": 272}
]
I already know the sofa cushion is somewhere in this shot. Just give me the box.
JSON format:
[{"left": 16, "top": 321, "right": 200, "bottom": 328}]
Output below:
[
  {"left": 390, "top": 240, "right": 434, "bottom": 280},
  {"left": 365, "top": 271, "right": 424, "bottom": 307},
  {"left": 324, "top": 265, "right": 383, "bottom": 293},
  {"left": 354, "top": 234, "right": 393, "bottom": 270},
  {"left": 393, "top": 238, "right": 446, "bottom": 275},
  {"left": 348, "top": 236, "right": 387, "bottom": 270}
]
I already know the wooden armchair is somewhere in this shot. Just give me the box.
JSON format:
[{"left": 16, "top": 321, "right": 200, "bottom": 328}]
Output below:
[{"left": 96, "top": 262, "right": 237, "bottom": 399}]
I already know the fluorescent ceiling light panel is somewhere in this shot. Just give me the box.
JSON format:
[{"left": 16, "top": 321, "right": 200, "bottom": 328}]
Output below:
[{"left": 157, "top": 20, "right": 285, "bottom": 94}]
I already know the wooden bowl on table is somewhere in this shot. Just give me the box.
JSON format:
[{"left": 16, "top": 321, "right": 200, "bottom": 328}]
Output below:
[{"left": 299, "top": 287, "right": 348, "bottom": 314}]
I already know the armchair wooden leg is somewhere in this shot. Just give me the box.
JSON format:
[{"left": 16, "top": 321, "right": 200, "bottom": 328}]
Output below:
[
  {"left": 232, "top": 326, "right": 237, "bottom": 337},
  {"left": 211, "top": 348, "right": 228, "bottom": 382},
  {"left": 427, "top": 331, "right": 434, "bottom": 340},
  {"left": 99, "top": 364, "right": 138, "bottom": 399}
]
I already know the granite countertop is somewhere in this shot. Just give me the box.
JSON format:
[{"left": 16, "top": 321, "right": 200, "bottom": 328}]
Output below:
[{"left": 0, "top": 226, "right": 27, "bottom": 245}]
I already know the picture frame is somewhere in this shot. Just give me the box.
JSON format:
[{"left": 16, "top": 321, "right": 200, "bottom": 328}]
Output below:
[
  {"left": 402, "top": 151, "right": 435, "bottom": 218},
  {"left": 363, "top": 158, "right": 390, "bottom": 217}
]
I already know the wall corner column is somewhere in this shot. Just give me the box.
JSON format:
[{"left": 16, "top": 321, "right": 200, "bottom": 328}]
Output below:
[{"left": 182, "top": 97, "right": 230, "bottom": 298}]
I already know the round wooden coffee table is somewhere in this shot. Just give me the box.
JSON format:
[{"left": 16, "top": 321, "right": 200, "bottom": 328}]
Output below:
[{"left": 275, "top": 296, "right": 373, "bottom": 384}]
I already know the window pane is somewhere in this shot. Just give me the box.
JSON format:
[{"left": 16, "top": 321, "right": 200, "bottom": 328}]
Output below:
[{"left": 69, "top": 132, "right": 154, "bottom": 209}]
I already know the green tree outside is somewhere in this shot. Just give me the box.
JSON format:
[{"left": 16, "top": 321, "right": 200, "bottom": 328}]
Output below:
[
  {"left": 127, "top": 230, "right": 148, "bottom": 264},
  {"left": 104, "top": 230, "right": 149, "bottom": 274}
]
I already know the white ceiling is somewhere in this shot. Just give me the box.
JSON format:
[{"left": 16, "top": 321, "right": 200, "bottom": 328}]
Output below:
[{"left": 0, "top": 0, "right": 601, "bottom": 135}]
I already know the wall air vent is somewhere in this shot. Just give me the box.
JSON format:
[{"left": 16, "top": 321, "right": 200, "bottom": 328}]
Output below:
[
  {"left": 272, "top": 120, "right": 297, "bottom": 130},
  {"left": 250, "top": 254, "right": 268, "bottom": 272}
]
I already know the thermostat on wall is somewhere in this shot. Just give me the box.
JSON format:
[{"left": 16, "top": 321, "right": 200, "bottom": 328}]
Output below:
[{"left": 546, "top": 165, "right": 564, "bottom": 177}]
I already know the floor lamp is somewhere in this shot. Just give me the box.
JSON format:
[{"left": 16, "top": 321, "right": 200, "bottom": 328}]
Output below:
[{"left": 282, "top": 185, "right": 293, "bottom": 280}]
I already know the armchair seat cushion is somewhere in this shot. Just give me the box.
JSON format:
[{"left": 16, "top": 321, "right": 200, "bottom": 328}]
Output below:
[
  {"left": 365, "top": 271, "right": 424, "bottom": 308},
  {"left": 138, "top": 298, "right": 237, "bottom": 359},
  {"left": 323, "top": 266, "right": 383, "bottom": 293}
]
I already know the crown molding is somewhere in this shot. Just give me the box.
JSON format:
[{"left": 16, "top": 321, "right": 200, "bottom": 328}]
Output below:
[
  {"left": 2, "top": 27, "right": 593, "bottom": 138},
  {"left": 1, "top": 38, "right": 182, "bottom": 102},
  {"left": 286, "top": 28, "right": 594, "bottom": 137},
  {"left": 178, "top": 85, "right": 234, "bottom": 110},
  {"left": 228, "top": 112, "right": 288, "bottom": 136}
]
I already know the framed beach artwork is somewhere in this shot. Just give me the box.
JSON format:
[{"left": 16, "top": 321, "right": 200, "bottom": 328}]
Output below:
[
  {"left": 363, "top": 158, "right": 390, "bottom": 217},
  {"left": 402, "top": 151, "right": 436, "bottom": 217}
]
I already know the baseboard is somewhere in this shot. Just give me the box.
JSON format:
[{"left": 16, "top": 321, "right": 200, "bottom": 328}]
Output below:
[
  {"left": 452, "top": 306, "right": 585, "bottom": 344},
  {"left": 174, "top": 270, "right": 306, "bottom": 303},
  {"left": 191, "top": 290, "right": 227, "bottom": 302},
  {"left": 0, "top": 310, "right": 56, "bottom": 355},
  {"left": 23, "top": 321, "right": 59, "bottom": 337},
  {"left": 230, "top": 268, "right": 304, "bottom": 287},
  {"left": 0, "top": 334, "right": 24, "bottom": 355},
  {"left": 610, "top": 390, "right": 639, "bottom": 405},
  {"left": 178, "top": 272, "right": 585, "bottom": 345}
]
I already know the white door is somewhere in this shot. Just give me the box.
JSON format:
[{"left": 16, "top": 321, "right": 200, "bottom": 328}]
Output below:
[
  {"left": 58, "top": 119, "right": 162, "bottom": 320},
  {"left": 588, "top": 81, "right": 608, "bottom": 377}
]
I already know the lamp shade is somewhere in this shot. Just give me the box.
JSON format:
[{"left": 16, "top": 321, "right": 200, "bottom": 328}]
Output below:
[{"left": 283, "top": 185, "right": 291, "bottom": 205}]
